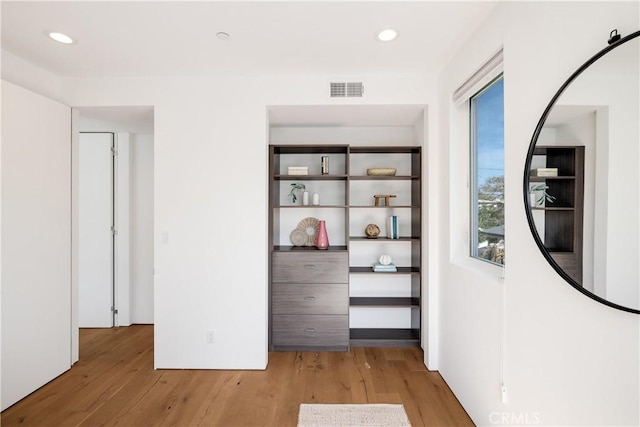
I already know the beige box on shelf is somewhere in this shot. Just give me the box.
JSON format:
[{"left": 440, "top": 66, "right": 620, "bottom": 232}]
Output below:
[
  {"left": 531, "top": 168, "right": 558, "bottom": 177},
  {"left": 287, "top": 166, "right": 309, "bottom": 175}
]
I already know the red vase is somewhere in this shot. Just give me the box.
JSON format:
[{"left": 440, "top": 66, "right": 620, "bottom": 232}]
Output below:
[{"left": 316, "top": 220, "right": 329, "bottom": 249}]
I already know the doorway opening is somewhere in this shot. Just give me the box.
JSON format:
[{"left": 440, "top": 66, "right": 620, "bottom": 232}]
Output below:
[{"left": 72, "top": 106, "right": 154, "bottom": 362}]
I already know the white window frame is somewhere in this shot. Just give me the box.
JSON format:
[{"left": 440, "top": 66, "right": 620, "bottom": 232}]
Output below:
[
  {"left": 469, "top": 76, "right": 504, "bottom": 265},
  {"left": 453, "top": 49, "right": 503, "bottom": 107},
  {"left": 452, "top": 48, "right": 504, "bottom": 267}
]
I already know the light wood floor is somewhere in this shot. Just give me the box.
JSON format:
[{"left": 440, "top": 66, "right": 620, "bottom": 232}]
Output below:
[{"left": 1, "top": 325, "right": 473, "bottom": 426}]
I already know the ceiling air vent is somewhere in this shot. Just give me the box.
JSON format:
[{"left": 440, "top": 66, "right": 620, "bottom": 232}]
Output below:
[{"left": 330, "top": 82, "right": 364, "bottom": 98}]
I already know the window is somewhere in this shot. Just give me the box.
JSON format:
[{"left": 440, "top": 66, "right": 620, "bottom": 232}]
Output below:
[{"left": 470, "top": 76, "right": 504, "bottom": 265}]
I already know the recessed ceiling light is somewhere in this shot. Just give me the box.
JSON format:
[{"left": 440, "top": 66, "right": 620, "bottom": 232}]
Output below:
[
  {"left": 377, "top": 29, "right": 397, "bottom": 42},
  {"left": 48, "top": 32, "right": 74, "bottom": 44},
  {"left": 216, "top": 32, "right": 230, "bottom": 41}
]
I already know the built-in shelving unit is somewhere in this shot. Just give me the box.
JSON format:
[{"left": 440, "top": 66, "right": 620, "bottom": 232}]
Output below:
[{"left": 269, "top": 144, "right": 422, "bottom": 350}]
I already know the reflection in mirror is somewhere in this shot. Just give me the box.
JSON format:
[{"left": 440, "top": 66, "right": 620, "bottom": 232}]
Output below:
[{"left": 525, "top": 30, "right": 639, "bottom": 313}]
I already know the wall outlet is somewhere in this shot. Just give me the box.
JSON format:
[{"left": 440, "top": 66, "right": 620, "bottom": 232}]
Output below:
[{"left": 206, "top": 330, "right": 215, "bottom": 344}]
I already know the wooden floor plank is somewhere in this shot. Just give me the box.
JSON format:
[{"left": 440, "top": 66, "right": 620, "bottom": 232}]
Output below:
[{"left": 1, "top": 325, "right": 473, "bottom": 427}]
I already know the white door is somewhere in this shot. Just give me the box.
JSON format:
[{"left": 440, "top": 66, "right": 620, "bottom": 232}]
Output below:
[
  {"left": 78, "top": 132, "right": 114, "bottom": 327},
  {"left": 2, "top": 80, "right": 72, "bottom": 410}
]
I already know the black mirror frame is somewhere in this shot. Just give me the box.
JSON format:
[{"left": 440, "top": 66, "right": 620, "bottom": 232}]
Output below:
[{"left": 523, "top": 30, "right": 640, "bottom": 314}]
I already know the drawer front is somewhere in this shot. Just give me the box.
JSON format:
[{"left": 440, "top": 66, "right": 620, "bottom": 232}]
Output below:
[
  {"left": 272, "top": 315, "right": 348, "bottom": 347},
  {"left": 272, "top": 252, "right": 348, "bottom": 284},
  {"left": 272, "top": 283, "right": 348, "bottom": 315}
]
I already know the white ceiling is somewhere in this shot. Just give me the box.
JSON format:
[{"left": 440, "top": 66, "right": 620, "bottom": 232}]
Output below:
[
  {"left": 2, "top": 1, "right": 499, "bottom": 131},
  {"left": 1, "top": 1, "right": 499, "bottom": 78}
]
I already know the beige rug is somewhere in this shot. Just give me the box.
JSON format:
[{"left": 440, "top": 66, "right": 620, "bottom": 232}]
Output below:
[{"left": 297, "top": 403, "right": 411, "bottom": 427}]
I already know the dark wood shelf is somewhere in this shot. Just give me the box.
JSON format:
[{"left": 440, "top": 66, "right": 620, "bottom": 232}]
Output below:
[
  {"left": 273, "top": 205, "right": 348, "bottom": 209},
  {"left": 349, "top": 175, "right": 420, "bottom": 181},
  {"left": 349, "top": 328, "right": 420, "bottom": 347},
  {"left": 349, "top": 146, "right": 421, "bottom": 154},
  {"left": 349, "top": 205, "right": 418, "bottom": 209},
  {"left": 350, "top": 297, "right": 419, "bottom": 307},
  {"left": 349, "top": 236, "right": 419, "bottom": 241},
  {"left": 274, "top": 174, "right": 348, "bottom": 181},
  {"left": 530, "top": 176, "right": 576, "bottom": 181},
  {"left": 546, "top": 248, "right": 574, "bottom": 253},
  {"left": 531, "top": 206, "right": 575, "bottom": 211},
  {"left": 273, "top": 145, "right": 349, "bottom": 154},
  {"left": 273, "top": 245, "right": 348, "bottom": 252},
  {"left": 349, "top": 266, "right": 420, "bottom": 274},
  {"left": 275, "top": 205, "right": 418, "bottom": 209}
]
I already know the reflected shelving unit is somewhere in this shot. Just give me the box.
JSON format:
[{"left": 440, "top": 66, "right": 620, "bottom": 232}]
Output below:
[{"left": 530, "top": 145, "right": 584, "bottom": 284}]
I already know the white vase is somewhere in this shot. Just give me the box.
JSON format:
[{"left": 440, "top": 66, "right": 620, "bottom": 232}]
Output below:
[
  {"left": 379, "top": 254, "right": 392, "bottom": 265},
  {"left": 532, "top": 191, "right": 545, "bottom": 207}
]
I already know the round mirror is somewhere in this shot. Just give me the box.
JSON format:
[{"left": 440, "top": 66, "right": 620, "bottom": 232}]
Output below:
[{"left": 524, "top": 29, "right": 640, "bottom": 314}]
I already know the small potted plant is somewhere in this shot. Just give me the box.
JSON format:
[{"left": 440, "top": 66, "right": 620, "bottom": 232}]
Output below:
[
  {"left": 530, "top": 184, "right": 555, "bottom": 207},
  {"left": 288, "top": 182, "right": 306, "bottom": 204}
]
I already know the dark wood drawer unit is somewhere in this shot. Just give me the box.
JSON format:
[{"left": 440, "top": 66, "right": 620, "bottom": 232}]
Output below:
[
  {"left": 270, "top": 251, "right": 349, "bottom": 351},
  {"left": 272, "top": 283, "right": 348, "bottom": 315},
  {"left": 272, "top": 252, "right": 348, "bottom": 284},
  {"left": 272, "top": 314, "right": 349, "bottom": 348}
]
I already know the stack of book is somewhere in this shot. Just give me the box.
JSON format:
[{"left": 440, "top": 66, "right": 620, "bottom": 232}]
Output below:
[
  {"left": 530, "top": 167, "right": 558, "bottom": 177},
  {"left": 387, "top": 215, "right": 399, "bottom": 239},
  {"left": 287, "top": 166, "right": 309, "bottom": 175},
  {"left": 373, "top": 262, "right": 397, "bottom": 272}
]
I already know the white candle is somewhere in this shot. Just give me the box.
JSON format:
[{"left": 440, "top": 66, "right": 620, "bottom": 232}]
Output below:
[
  {"left": 302, "top": 191, "right": 309, "bottom": 206},
  {"left": 312, "top": 193, "right": 320, "bottom": 206}
]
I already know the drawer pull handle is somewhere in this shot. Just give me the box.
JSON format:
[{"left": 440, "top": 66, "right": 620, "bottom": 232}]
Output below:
[
  {"left": 303, "top": 264, "right": 317, "bottom": 270},
  {"left": 303, "top": 296, "right": 316, "bottom": 300},
  {"left": 304, "top": 328, "right": 317, "bottom": 333}
]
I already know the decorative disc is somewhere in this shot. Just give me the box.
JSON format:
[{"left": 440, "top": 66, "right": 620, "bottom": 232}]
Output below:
[
  {"left": 296, "top": 217, "right": 319, "bottom": 246},
  {"left": 290, "top": 229, "right": 306, "bottom": 246}
]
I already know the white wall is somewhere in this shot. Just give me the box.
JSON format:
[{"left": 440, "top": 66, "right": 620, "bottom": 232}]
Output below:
[
  {"left": 131, "top": 133, "right": 154, "bottom": 324},
  {"left": 1, "top": 80, "right": 71, "bottom": 410},
  {"left": 437, "top": 2, "right": 639, "bottom": 426},
  {"left": 116, "top": 132, "right": 131, "bottom": 326},
  {"left": 55, "top": 72, "right": 436, "bottom": 369},
  {"left": 1, "top": 50, "right": 64, "bottom": 102}
]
